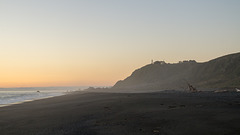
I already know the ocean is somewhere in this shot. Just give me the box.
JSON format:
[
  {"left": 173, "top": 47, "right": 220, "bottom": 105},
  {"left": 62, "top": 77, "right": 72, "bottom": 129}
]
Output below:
[{"left": 0, "top": 86, "right": 88, "bottom": 107}]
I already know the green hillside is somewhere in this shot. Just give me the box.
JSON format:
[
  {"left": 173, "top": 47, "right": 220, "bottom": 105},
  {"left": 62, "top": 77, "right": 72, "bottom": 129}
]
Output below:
[{"left": 113, "top": 52, "right": 240, "bottom": 91}]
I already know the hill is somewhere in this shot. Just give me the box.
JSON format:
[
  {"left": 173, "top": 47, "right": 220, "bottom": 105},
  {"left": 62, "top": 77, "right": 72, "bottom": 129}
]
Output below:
[{"left": 113, "top": 52, "right": 240, "bottom": 91}]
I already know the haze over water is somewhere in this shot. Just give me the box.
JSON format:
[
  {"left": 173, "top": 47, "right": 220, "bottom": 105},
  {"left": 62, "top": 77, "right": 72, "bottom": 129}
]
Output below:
[{"left": 0, "top": 86, "right": 88, "bottom": 106}]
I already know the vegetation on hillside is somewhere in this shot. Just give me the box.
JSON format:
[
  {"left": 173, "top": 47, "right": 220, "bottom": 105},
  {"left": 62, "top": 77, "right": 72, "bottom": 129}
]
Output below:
[{"left": 113, "top": 52, "right": 240, "bottom": 90}]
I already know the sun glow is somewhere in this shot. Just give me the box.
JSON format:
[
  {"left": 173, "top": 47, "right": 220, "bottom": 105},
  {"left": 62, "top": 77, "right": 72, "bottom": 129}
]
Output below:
[{"left": 0, "top": 0, "right": 239, "bottom": 87}]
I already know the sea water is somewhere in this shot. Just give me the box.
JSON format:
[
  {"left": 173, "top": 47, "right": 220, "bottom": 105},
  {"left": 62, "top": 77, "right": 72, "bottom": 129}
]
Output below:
[{"left": 0, "top": 87, "right": 87, "bottom": 107}]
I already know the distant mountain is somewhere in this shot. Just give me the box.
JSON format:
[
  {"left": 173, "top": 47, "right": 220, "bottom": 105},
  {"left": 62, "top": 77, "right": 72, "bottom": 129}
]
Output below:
[{"left": 113, "top": 52, "right": 240, "bottom": 91}]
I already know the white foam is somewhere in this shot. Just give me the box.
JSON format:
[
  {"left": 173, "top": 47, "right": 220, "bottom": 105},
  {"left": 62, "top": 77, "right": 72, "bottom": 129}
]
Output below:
[{"left": 0, "top": 91, "right": 64, "bottom": 107}]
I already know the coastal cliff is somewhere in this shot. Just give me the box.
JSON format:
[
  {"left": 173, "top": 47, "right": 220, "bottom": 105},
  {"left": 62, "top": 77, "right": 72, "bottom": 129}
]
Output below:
[{"left": 113, "top": 52, "right": 240, "bottom": 91}]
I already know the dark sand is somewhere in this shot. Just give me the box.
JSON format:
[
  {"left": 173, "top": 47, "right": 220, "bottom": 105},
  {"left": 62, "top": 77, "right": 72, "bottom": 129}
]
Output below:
[{"left": 0, "top": 91, "right": 240, "bottom": 135}]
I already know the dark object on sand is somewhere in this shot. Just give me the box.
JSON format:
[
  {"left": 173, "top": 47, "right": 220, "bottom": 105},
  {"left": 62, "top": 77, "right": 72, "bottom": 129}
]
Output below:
[{"left": 187, "top": 83, "right": 197, "bottom": 92}]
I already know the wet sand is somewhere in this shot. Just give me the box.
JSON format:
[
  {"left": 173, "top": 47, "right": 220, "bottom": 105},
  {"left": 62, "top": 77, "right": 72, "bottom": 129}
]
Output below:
[{"left": 0, "top": 91, "right": 240, "bottom": 135}]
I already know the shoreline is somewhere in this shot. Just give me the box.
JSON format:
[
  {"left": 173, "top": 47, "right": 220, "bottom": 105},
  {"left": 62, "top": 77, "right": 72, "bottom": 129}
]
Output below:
[
  {"left": 0, "top": 91, "right": 240, "bottom": 135},
  {"left": 0, "top": 90, "right": 71, "bottom": 108},
  {"left": 0, "top": 93, "right": 65, "bottom": 108}
]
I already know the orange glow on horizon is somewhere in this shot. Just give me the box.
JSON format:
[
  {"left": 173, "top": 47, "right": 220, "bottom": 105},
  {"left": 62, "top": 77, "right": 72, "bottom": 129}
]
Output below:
[{"left": 1, "top": 1, "right": 239, "bottom": 88}]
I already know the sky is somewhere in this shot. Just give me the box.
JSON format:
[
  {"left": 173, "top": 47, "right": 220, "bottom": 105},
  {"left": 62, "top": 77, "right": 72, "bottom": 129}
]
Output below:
[{"left": 0, "top": 0, "right": 240, "bottom": 87}]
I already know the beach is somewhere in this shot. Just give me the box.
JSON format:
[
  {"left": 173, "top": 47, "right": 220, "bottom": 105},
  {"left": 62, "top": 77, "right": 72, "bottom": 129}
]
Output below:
[{"left": 0, "top": 91, "right": 240, "bottom": 135}]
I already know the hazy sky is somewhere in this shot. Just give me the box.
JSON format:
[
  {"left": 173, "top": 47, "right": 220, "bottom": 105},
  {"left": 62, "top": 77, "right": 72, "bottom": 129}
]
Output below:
[{"left": 0, "top": 0, "right": 240, "bottom": 87}]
